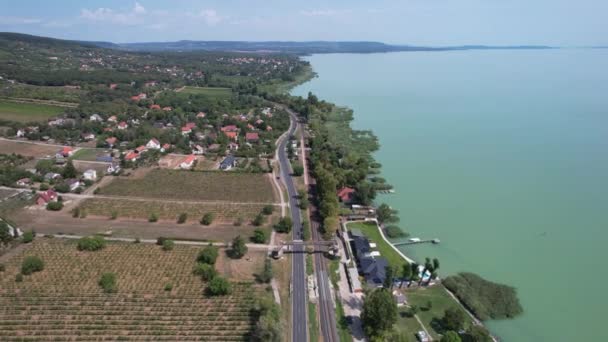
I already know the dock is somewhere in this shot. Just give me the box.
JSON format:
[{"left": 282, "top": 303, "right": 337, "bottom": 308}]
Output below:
[{"left": 393, "top": 238, "right": 440, "bottom": 247}]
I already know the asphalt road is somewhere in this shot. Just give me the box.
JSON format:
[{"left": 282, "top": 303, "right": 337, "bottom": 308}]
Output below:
[{"left": 277, "top": 110, "right": 307, "bottom": 342}]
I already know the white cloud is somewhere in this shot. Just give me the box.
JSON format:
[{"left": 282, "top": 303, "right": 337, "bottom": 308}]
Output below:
[
  {"left": 80, "top": 2, "right": 146, "bottom": 25},
  {"left": 0, "top": 16, "right": 42, "bottom": 25},
  {"left": 300, "top": 9, "right": 338, "bottom": 17},
  {"left": 134, "top": 2, "right": 146, "bottom": 15},
  {"left": 194, "top": 9, "right": 223, "bottom": 26}
]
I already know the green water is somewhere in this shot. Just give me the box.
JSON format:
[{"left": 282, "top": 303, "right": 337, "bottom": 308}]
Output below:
[{"left": 292, "top": 49, "right": 608, "bottom": 341}]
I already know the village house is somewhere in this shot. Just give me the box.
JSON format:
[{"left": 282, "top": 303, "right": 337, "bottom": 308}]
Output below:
[
  {"left": 16, "top": 178, "right": 31, "bottom": 187},
  {"left": 107, "top": 163, "right": 121, "bottom": 174},
  {"left": 58, "top": 146, "right": 74, "bottom": 158},
  {"left": 192, "top": 145, "right": 204, "bottom": 155},
  {"left": 337, "top": 187, "right": 356, "bottom": 203},
  {"left": 83, "top": 169, "right": 97, "bottom": 181},
  {"left": 89, "top": 114, "right": 103, "bottom": 122},
  {"left": 36, "top": 189, "right": 57, "bottom": 206},
  {"left": 16, "top": 129, "right": 26, "bottom": 137},
  {"left": 66, "top": 179, "right": 82, "bottom": 192},
  {"left": 246, "top": 132, "right": 260, "bottom": 143},
  {"left": 124, "top": 151, "right": 139, "bottom": 162},
  {"left": 161, "top": 143, "right": 171, "bottom": 153},
  {"left": 197, "top": 111, "right": 206, "bottom": 118},
  {"left": 180, "top": 154, "right": 196, "bottom": 169},
  {"left": 219, "top": 155, "right": 237, "bottom": 171},
  {"left": 44, "top": 172, "right": 61, "bottom": 182},
  {"left": 107, "top": 115, "right": 117, "bottom": 123},
  {"left": 117, "top": 121, "right": 128, "bottom": 130},
  {"left": 105, "top": 137, "right": 117, "bottom": 147},
  {"left": 146, "top": 138, "right": 161, "bottom": 150},
  {"left": 149, "top": 104, "right": 161, "bottom": 110},
  {"left": 162, "top": 106, "right": 172, "bottom": 111},
  {"left": 228, "top": 142, "right": 239, "bottom": 151},
  {"left": 181, "top": 126, "right": 192, "bottom": 135},
  {"left": 266, "top": 126, "right": 273, "bottom": 131},
  {"left": 135, "top": 145, "right": 146, "bottom": 153},
  {"left": 109, "top": 83, "right": 118, "bottom": 90},
  {"left": 81, "top": 132, "right": 95, "bottom": 141}
]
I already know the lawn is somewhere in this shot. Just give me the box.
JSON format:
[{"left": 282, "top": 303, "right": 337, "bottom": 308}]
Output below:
[
  {"left": 395, "top": 307, "right": 424, "bottom": 342},
  {"left": 0, "top": 239, "right": 264, "bottom": 341},
  {"left": 309, "top": 302, "right": 319, "bottom": 342},
  {"left": 0, "top": 139, "right": 59, "bottom": 158},
  {"left": 346, "top": 221, "right": 407, "bottom": 270},
  {"left": 70, "top": 148, "right": 108, "bottom": 161},
  {"left": 180, "top": 86, "right": 233, "bottom": 98},
  {"left": 98, "top": 169, "right": 276, "bottom": 203},
  {"left": 0, "top": 100, "right": 64, "bottom": 122}
]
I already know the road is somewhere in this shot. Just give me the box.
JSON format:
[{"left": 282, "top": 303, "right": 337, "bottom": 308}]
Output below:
[
  {"left": 279, "top": 106, "right": 339, "bottom": 342},
  {"left": 276, "top": 108, "right": 307, "bottom": 342}
]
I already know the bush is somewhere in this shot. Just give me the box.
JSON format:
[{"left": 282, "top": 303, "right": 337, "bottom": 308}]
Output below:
[
  {"left": 99, "top": 273, "right": 117, "bottom": 293},
  {"left": 229, "top": 235, "right": 248, "bottom": 259},
  {"left": 39, "top": 183, "right": 49, "bottom": 191},
  {"left": 110, "top": 210, "right": 117, "bottom": 220},
  {"left": 164, "top": 283, "right": 173, "bottom": 291},
  {"left": 77, "top": 236, "right": 106, "bottom": 251},
  {"left": 54, "top": 183, "right": 70, "bottom": 193},
  {"left": 148, "top": 212, "right": 158, "bottom": 222},
  {"left": 21, "top": 256, "right": 44, "bottom": 275},
  {"left": 162, "top": 239, "right": 174, "bottom": 251},
  {"left": 21, "top": 230, "right": 35, "bottom": 243},
  {"left": 15, "top": 273, "right": 23, "bottom": 282},
  {"left": 443, "top": 272, "right": 523, "bottom": 320},
  {"left": 197, "top": 244, "right": 219, "bottom": 265},
  {"left": 200, "top": 213, "right": 214, "bottom": 225},
  {"left": 177, "top": 212, "right": 188, "bottom": 224},
  {"left": 46, "top": 201, "right": 63, "bottom": 211},
  {"left": 292, "top": 164, "right": 304, "bottom": 176},
  {"left": 156, "top": 237, "right": 166, "bottom": 246},
  {"left": 207, "top": 276, "right": 231, "bottom": 296},
  {"left": 298, "top": 189, "right": 309, "bottom": 209},
  {"left": 0, "top": 263, "right": 5, "bottom": 272},
  {"left": 252, "top": 213, "right": 265, "bottom": 227},
  {"left": 262, "top": 205, "right": 274, "bottom": 215},
  {"left": 385, "top": 225, "right": 407, "bottom": 238},
  {"left": 252, "top": 229, "right": 267, "bottom": 244},
  {"left": 193, "top": 263, "right": 217, "bottom": 281},
  {"left": 257, "top": 259, "right": 273, "bottom": 283},
  {"left": 274, "top": 217, "right": 292, "bottom": 233}
]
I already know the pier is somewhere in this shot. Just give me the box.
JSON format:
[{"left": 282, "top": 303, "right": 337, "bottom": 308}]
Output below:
[{"left": 393, "top": 238, "right": 440, "bottom": 247}]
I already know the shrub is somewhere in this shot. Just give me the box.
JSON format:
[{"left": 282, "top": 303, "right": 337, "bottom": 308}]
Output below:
[
  {"left": 99, "top": 273, "right": 117, "bottom": 293},
  {"left": 15, "top": 273, "right": 23, "bottom": 282},
  {"left": 197, "top": 244, "right": 219, "bottom": 265},
  {"left": 252, "top": 229, "right": 267, "bottom": 244},
  {"left": 0, "top": 222, "right": 13, "bottom": 244},
  {"left": 292, "top": 164, "right": 304, "bottom": 176},
  {"left": 385, "top": 225, "right": 407, "bottom": 239},
  {"left": 234, "top": 216, "right": 244, "bottom": 226},
  {"left": 274, "top": 217, "right": 292, "bottom": 233},
  {"left": 252, "top": 213, "right": 265, "bottom": 227},
  {"left": 207, "top": 276, "right": 231, "bottom": 296},
  {"left": 46, "top": 201, "right": 63, "bottom": 211},
  {"left": 156, "top": 237, "right": 166, "bottom": 246},
  {"left": 148, "top": 212, "right": 158, "bottom": 222},
  {"left": 77, "top": 236, "right": 106, "bottom": 251},
  {"left": 93, "top": 187, "right": 100, "bottom": 195},
  {"left": 21, "top": 230, "right": 35, "bottom": 243},
  {"left": 0, "top": 263, "right": 5, "bottom": 272},
  {"left": 200, "top": 213, "right": 214, "bottom": 225},
  {"left": 54, "top": 183, "right": 70, "bottom": 193},
  {"left": 262, "top": 205, "right": 274, "bottom": 215},
  {"left": 162, "top": 239, "right": 174, "bottom": 251},
  {"left": 229, "top": 235, "right": 248, "bottom": 259},
  {"left": 177, "top": 213, "right": 188, "bottom": 224},
  {"left": 39, "top": 183, "right": 49, "bottom": 191},
  {"left": 257, "top": 259, "right": 273, "bottom": 283},
  {"left": 110, "top": 210, "right": 117, "bottom": 220},
  {"left": 164, "top": 283, "right": 173, "bottom": 291},
  {"left": 134, "top": 238, "right": 141, "bottom": 243},
  {"left": 21, "top": 256, "right": 44, "bottom": 275},
  {"left": 193, "top": 263, "right": 217, "bottom": 281}
]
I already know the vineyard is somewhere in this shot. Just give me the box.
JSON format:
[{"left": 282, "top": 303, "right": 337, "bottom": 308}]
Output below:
[{"left": 0, "top": 239, "right": 264, "bottom": 341}]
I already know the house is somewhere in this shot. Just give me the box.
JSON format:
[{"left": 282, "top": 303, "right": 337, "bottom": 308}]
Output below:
[
  {"left": 192, "top": 145, "right": 204, "bottom": 155},
  {"left": 247, "top": 123, "right": 255, "bottom": 130},
  {"left": 180, "top": 154, "right": 196, "bottom": 169},
  {"left": 351, "top": 236, "right": 371, "bottom": 259},
  {"left": 16, "top": 178, "right": 31, "bottom": 187},
  {"left": 144, "top": 81, "right": 157, "bottom": 87},
  {"left": 196, "top": 111, "right": 206, "bottom": 118},
  {"left": 146, "top": 138, "right": 161, "bottom": 150},
  {"left": 81, "top": 132, "right": 95, "bottom": 141},
  {"left": 58, "top": 146, "right": 74, "bottom": 157},
  {"left": 228, "top": 142, "right": 239, "bottom": 151},
  {"left": 221, "top": 125, "right": 238, "bottom": 133},
  {"left": 181, "top": 126, "right": 192, "bottom": 135},
  {"left": 117, "top": 121, "right": 128, "bottom": 130},
  {"left": 16, "top": 129, "right": 26, "bottom": 137},
  {"left": 130, "top": 95, "right": 141, "bottom": 101},
  {"left": 359, "top": 256, "right": 389, "bottom": 287},
  {"left": 246, "top": 132, "right": 259, "bottom": 143},
  {"left": 125, "top": 151, "right": 139, "bottom": 162},
  {"left": 337, "top": 187, "right": 356, "bottom": 203},
  {"left": 149, "top": 104, "right": 161, "bottom": 110},
  {"left": 393, "top": 290, "right": 407, "bottom": 307},
  {"left": 44, "top": 172, "right": 61, "bottom": 182},
  {"left": 105, "top": 137, "right": 117, "bottom": 147},
  {"left": 255, "top": 119, "right": 264, "bottom": 125},
  {"left": 195, "top": 132, "right": 205, "bottom": 141},
  {"left": 90, "top": 114, "right": 103, "bottom": 122},
  {"left": 109, "top": 83, "right": 118, "bottom": 90},
  {"left": 219, "top": 155, "right": 237, "bottom": 171},
  {"left": 185, "top": 122, "right": 196, "bottom": 129},
  {"left": 416, "top": 331, "right": 430, "bottom": 342},
  {"left": 266, "top": 126, "right": 273, "bottom": 131},
  {"left": 66, "top": 179, "right": 82, "bottom": 192},
  {"left": 135, "top": 145, "right": 147, "bottom": 153},
  {"left": 107, "top": 115, "right": 117, "bottom": 123},
  {"left": 131, "top": 93, "right": 146, "bottom": 101},
  {"left": 162, "top": 106, "right": 172, "bottom": 111},
  {"left": 107, "top": 163, "right": 121, "bottom": 174},
  {"left": 224, "top": 131, "right": 238, "bottom": 140},
  {"left": 36, "top": 189, "right": 57, "bottom": 206},
  {"left": 83, "top": 169, "right": 97, "bottom": 181},
  {"left": 161, "top": 143, "right": 171, "bottom": 152}
]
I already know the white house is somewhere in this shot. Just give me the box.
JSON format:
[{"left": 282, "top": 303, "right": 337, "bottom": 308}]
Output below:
[
  {"left": 16, "top": 129, "right": 26, "bottom": 138},
  {"left": 83, "top": 169, "right": 97, "bottom": 181},
  {"left": 146, "top": 138, "right": 161, "bottom": 150},
  {"left": 180, "top": 155, "right": 196, "bottom": 170},
  {"left": 192, "top": 145, "right": 204, "bottom": 155},
  {"left": 107, "top": 163, "right": 121, "bottom": 174},
  {"left": 66, "top": 179, "right": 82, "bottom": 192},
  {"left": 89, "top": 114, "right": 103, "bottom": 122}
]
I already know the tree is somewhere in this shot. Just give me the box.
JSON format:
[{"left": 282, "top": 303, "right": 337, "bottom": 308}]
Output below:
[
  {"left": 409, "top": 262, "right": 420, "bottom": 287},
  {"left": 252, "top": 213, "right": 265, "bottom": 226},
  {"left": 21, "top": 230, "right": 35, "bottom": 243},
  {"left": 361, "top": 288, "right": 398, "bottom": 337},
  {"left": 207, "top": 276, "right": 231, "bottom": 296},
  {"left": 262, "top": 205, "right": 274, "bottom": 215},
  {"left": 355, "top": 181, "right": 376, "bottom": 206},
  {"left": 162, "top": 239, "right": 174, "bottom": 251},
  {"left": 46, "top": 201, "right": 63, "bottom": 211},
  {"left": 99, "top": 273, "right": 117, "bottom": 293},
  {"left": 21, "top": 256, "right": 44, "bottom": 275},
  {"left": 465, "top": 326, "right": 493, "bottom": 342},
  {"left": 441, "top": 308, "right": 466, "bottom": 332},
  {"left": 298, "top": 189, "right": 309, "bottom": 209},
  {"left": 292, "top": 164, "right": 304, "bottom": 176},
  {"left": 274, "top": 217, "right": 292, "bottom": 233},
  {"left": 197, "top": 244, "right": 219, "bottom": 265},
  {"left": 200, "top": 213, "right": 214, "bottom": 225},
  {"left": 252, "top": 229, "right": 267, "bottom": 244},
  {"left": 383, "top": 265, "right": 394, "bottom": 289},
  {"left": 54, "top": 183, "right": 70, "bottom": 193},
  {"left": 177, "top": 212, "right": 188, "bottom": 224},
  {"left": 252, "top": 295, "right": 283, "bottom": 342},
  {"left": 400, "top": 263, "right": 412, "bottom": 288},
  {"left": 62, "top": 160, "right": 77, "bottom": 179},
  {"left": 193, "top": 263, "right": 217, "bottom": 281},
  {"left": 377, "top": 203, "right": 399, "bottom": 224},
  {"left": 148, "top": 212, "right": 158, "bottom": 222},
  {"left": 230, "top": 235, "right": 248, "bottom": 259},
  {"left": 0, "top": 222, "right": 13, "bottom": 245},
  {"left": 77, "top": 236, "right": 106, "bottom": 251},
  {"left": 441, "top": 331, "right": 462, "bottom": 342},
  {"left": 257, "top": 259, "right": 273, "bottom": 283},
  {"left": 385, "top": 225, "right": 407, "bottom": 238}
]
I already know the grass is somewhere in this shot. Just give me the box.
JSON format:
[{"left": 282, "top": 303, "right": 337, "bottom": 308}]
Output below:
[
  {"left": 180, "top": 86, "right": 233, "bottom": 98},
  {"left": 0, "top": 100, "right": 64, "bottom": 122},
  {"left": 346, "top": 221, "right": 407, "bottom": 270},
  {"left": 99, "top": 169, "right": 276, "bottom": 203},
  {"left": 306, "top": 254, "right": 313, "bottom": 276},
  {"left": 395, "top": 307, "right": 424, "bottom": 342},
  {"left": 335, "top": 300, "right": 352, "bottom": 342},
  {"left": 308, "top": 302, "right": 319, "bottom": 342},
  {"left": 0, "top": 239, "right": 264, "bottom": 341},
  {"left": 404, "top": 285, "right": 473, "bottom": 340},
  {"left": 70, "top": 148, "right": 108, "bottom": 161},
  {"left": 0, "top": 139, "right": 60, "bottom": 158},
  {"left": 329, "top": 259, "right": 340, "bottom": 287}
]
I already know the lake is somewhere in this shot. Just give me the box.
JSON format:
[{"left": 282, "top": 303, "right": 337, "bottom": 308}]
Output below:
[{"left": 292, "top": 49, "right": 608, "bottom": 341}]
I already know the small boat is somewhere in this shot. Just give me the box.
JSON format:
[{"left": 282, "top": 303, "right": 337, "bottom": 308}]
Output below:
[{"left": 408, "top": 238, "right": 421, "bottom": 243}]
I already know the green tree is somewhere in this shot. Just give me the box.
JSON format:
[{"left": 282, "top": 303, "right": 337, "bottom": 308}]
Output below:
[
  {"left": 177, "top": 212, "right": 188, "bottom": 224},
  {"left": 292, "top": 164, "right": 304, "bottom": 176},
  {"left": 441, "top": 331, "right": 462, "bottom": 342},
  {"left": 46, "top": 201, "right": 63, "bottom": 211},
  {"left": 383, "top": 265, "right": 394, "bottom": 289},
  {"left": 274, "top": 217, "right": 292, "bottom": 233},
  {"left": 207, "top": 276, "right": 231, "bottom": 296},
  {"left": 200, "top": 213, "right": 214, "bottom": 225},
  {"left": 465, "top": 325, "right": 493, "bottom": 342},
  {"left": 262, "top": 205, "right": 274, "bottom": 215},
  {"left": 99, "top": 273, "right": 117, "bottom": 293},
  {"left": 298, "top": 189, "right": 309, "bottom": 209},
  {"left": 0, "top": 221, "right": 13, "bottom": 245},
  {"left": 21, "top": 256, "right": 44, "bottom": 275},
  {"left": 148, "top": 212, "right": 158, "bottom": 222},
  {"left": 197, "top": 244, "right": 219, "bottom": 265},
  {"left": 193, "top": 263, "right": 217, "bottom": 281},
  {"left": 377, "top": 203, "right": 399, "bottom": 224},
  {"left": 252, "top": 213, "right": 265, "bottom": 226},
  {"left": 21, "top": 230, "right": 35, "bottom": 243},
  {"left": 77, "top": 236, "right": 106, "bottom": 251},
  {"left": 257, "top": 259, "right": 273, "bottom": 283},
  {"left": 62, "top": 160, "right": 77, "bottom": 179},
  {"left": 229, "top": 235, "right": 248, "bottom": 259},
  {"left": 252, "top": 295, "right": 283, "bottom": 342},
  {"left": 252, "top": 229, "right": 267, "bottom": 243},
  {"left": 441, "top": 308, "right": 466, "bottom": 332},
  {"left": 162, "top": 239, "right": 174, "bottom": 251},
  {"left": 400, "top": 263, "right": 412, "bottom": 288},
  {"left": 361, "top": 288, "right": 398, "bottom": 337}
]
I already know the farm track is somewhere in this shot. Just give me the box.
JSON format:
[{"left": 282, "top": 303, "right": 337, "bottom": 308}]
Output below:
[
  {"left": 66, "top": 193, "right": 281, "bottom": 206},
  {"left": 0, "top": 97, "right": 79, "bottom": 108}
]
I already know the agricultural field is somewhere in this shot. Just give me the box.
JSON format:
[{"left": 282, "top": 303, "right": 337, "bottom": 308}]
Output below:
[
  {"left": 0, "top": 100, "right": 64, "bottom": 122},
  {"left": 0, "top": 239, "right": 265, "bottom": 341},
  {"left": 98, "top": 169, "right": 276, "bottom": 203},
  {"left": 77, "top": 198, "right": 268, "bottom": 223},
  {"left": 180, "top": 86, "right": 233, "bottom": 98},
  {"left": 70, "top": 148, "right": 110, "bottom": 162},
  {"left": 0, "top": 139, "right": 60, "bottom": 158}
]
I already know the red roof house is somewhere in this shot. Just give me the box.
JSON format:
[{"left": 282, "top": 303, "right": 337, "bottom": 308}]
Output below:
[
  {"left": 117, "top": 121, "right": 128, "bottom": 130},
  {"left": 59, "top": 146, "right": 74, "bottom": 157},
  {"left": 180, "top": 154, "right": 196, "bottom": 169},
  {"left": 135, "top": 145, "right": 146, "bottom": 153},
  {"left": 221, "top": 125, "right": 238, "bottom": 132},
  {"left": 149, "top": 104, "right": 161, "bottom": 110},
  {"left": 105, "top": 137, "right": 117, "bottom": 146},
  {"left": 246, "top": 132, "right": 259, "bottom": 143},
  {"left": 337, "top": 187, "right": 356, "bottom": 203},
  {"left": 162, "top": 106, "right": 172, "bottom": 111},
  {"left": 197, "top": 112, "right": 206, "bottom": 118},
  {"left": 125, "top": 151, "right": 139, "bottom": 162},
  {"left": 224, "top": 131, "right": 238, "bottom": 140},
  {"left": 37, "top": 190, "right": 57, "bottom": 206}
]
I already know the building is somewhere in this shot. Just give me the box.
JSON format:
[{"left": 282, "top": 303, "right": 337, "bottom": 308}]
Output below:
[
  {"left": 16, "top": 178, "right": 31, "bottom": 187},
  {"left": 149, "top": 104, "right": 161, "bottom": 110},
  {"left": 66, "top": 179, "right": 82, "bottom": 192},
  {"left": 192, "top": 145, "right": 204, "bottom": 155},
  {"left": 181, "top": 126, "right": 192, "bottom": 135},
  {"left": 81, "top": 132, "right": 95, "bottom": 141},
  {"left": 196, "top": 111, "right": 206, "bottom": 118},
  {"left": 180, "top": 154, "right": 196, "bottom": 169},
  {"left": 105, "top": 137, "right": 117, "bottom": 147},
  {"left": 89, "top": 114, "right": 103, "bottom": 122},
  {"left": 58, "top": 146, "right": 74, "bottom": 158},
  {"left": 44, "top": 172, "right": 61, "bottom": 182},
  {"left": 107, "top": 115, "right": 117, "bottom": 123},
  {"left": 124, "top": 151, "right": 139, "bottom": 162},
  {"left": 359, "top": 256, "right": 389, "bottom": 287},
  {"left": 146, "top": 138, "right": 161, "bottom": 150},
  {"left": 83, "top": 170, "right": 97, "bottom": 181},
  {"left": 246, "top": 132, "right": 260, "bottom": 143},
  {"left": 161, "top": 143, "right": 171, "bottom": 152},
  {"left": 337, "top": 187, "right": 356, "bottom": 203},
  {"left": 36, "top": 190, "right": 57, "bottom": 206},
  {"left": 107, "top": 163, "right": 121, "bottom": 174},
  {"left": 117, "top": 121, "right": 128, "bottom": 130},
  {"left": 221, "top": 125, "right": 238, "bottom": 133},
  {"left": 224, "top": 131, "right": 238, "bottom": 140},
  {"left": 219, "top": 155, "right": 237, "bottom": 171}
]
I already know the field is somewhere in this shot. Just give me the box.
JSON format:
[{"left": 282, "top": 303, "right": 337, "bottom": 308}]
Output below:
[
  {"left": 78, "top": 198, "right": 268, "bottom": 223},
  {"left": 0, "top": 239, "right": 265, "bottom": 341},
  {"left": 0, "top": 139, "right": 60, "bottom": 158},
  {"left": 180, "top": 86, "right": 233, "bottom": 98},
  {"left": 70, "top": 148, "right": 109, "bottom": 161},
  {"left": 98, "top": 169, "right": 276, "bottom": 203},
  {"left": 0, "top": 100, "right": 64, "bottom": 122},
  {"left": 346, "top": 221, "right": 407, "bottom": 270}
]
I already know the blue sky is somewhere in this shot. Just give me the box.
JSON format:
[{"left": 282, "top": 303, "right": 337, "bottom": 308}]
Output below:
[{"left": 0, "top": 0, "right": 606, "bottom": 46}]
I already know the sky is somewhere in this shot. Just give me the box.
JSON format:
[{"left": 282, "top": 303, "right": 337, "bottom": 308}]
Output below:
[{"left": 0, "top": 0, "right": 606, "bottom": 46}]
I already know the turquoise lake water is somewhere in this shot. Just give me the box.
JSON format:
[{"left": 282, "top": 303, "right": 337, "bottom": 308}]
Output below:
[{"left": 292, "top": 49, "right": 608, "bottom": 341}]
